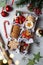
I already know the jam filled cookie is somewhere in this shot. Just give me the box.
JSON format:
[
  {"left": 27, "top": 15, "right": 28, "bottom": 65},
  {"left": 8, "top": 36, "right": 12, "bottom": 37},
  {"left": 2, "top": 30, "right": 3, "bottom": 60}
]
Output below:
[
  {"left": 21, "top": 30, "right": 33, "bottom": 39},
  {"left": 25, "top": 21, "right": 33, "bottom": 29}
]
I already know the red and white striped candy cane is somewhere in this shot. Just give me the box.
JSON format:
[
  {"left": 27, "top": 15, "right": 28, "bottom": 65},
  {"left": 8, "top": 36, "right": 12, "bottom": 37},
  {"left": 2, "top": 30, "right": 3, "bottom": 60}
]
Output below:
[{"left": 4, "top": 20, "right": 10, "bottom": 38}]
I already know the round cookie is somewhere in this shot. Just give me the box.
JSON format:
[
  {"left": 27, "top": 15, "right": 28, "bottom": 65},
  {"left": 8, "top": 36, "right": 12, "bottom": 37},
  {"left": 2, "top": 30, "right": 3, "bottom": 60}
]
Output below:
[{"left": 26, "top": 15, "right": 35, "bottom": 22}]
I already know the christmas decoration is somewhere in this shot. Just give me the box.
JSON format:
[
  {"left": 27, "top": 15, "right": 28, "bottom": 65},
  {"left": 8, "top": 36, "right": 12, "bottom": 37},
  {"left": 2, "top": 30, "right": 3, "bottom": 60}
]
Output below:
[
  {"left": 1, "top": 10, "right": 9, "bottom": 17},
  {"left": 27, "top": 52, "right": 43, "bottom": 65},
  {"left": 1, "top": 7, "right": 9, "bottom": 17},
  {"left": 16, "top": 0, "right": 30, "bottom": 6},
  {"left": 6, "top": 0, "right": 14, "bottom": 12},
  {"left": 10, "top": 53, "right": 14, "bottom": 59},
  {"left": 3, "top": 59, "right": 7, "bottom": 64},
  {"left": 1, "top": 0, "right": 14, "bottom": 17},
  {"left": 6, "top": 5, "right": 13, "bottom": 12},
  {"left": 4, "top": 21, "right": 10, "bottom": 38},
  {"left": 15, "top": 60, "right": 20, "bottom": 65},
  {"left": 39, "top": 29, "right": 43, "bottom": 36},
  {"left": 16, "top": 0, "right": 43, "bottom": 15},
  {"left": 33, "top": 8, "right": 42, "bottom": 15},
  {"left": 12, "top": 0, "right": 14, "bottom": 5},
  {"left": 27, "top": 59, "right": 36, "bottom": 65},
  {"left": 36, "top": 28, "right": 43, "bottom": 37},
  {"left": 33, "top": 52, "right": 42, "bottom": 62}
]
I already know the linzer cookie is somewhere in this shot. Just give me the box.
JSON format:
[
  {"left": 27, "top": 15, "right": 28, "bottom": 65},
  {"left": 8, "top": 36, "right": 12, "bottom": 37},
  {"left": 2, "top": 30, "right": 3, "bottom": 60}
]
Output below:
[{"left": 10, "top": 24, "right": 20, "bottom": 39}]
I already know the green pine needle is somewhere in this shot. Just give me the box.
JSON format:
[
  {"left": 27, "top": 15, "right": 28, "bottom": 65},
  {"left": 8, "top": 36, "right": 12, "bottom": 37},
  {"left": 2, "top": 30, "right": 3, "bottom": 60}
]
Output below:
[
  {"left": 16, "top": 0, "right": 30, "bottom": 6},
  {"left": 33, "top": 52, "right": 43, "bottom": 62},
  {"left": 27, "top": 52, "right": 43, "bottom": 65},
  {"left": 16, "top": 0, "right": 43, "bottom": 10},
  {"left": 27, "top": 59, "right": 37, "bottom": 65}
]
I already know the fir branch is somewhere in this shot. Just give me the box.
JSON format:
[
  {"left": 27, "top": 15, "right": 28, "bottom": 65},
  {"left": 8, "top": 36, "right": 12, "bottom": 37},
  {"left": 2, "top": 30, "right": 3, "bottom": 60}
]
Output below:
[
  {"left": 27, "top": 59, "right": 37, "bottom": 65},
  {"left": 16, "top": 0, "right": 43, "bottom": 9},
  {"left": 16, "top": 0, "right": 30, "bottom": 6},
  {"left": 27, "top": 52, "right": 43, "bottom": 65},
  {"left": 33, "top": 52, "right": 43, "bottom": 62}
]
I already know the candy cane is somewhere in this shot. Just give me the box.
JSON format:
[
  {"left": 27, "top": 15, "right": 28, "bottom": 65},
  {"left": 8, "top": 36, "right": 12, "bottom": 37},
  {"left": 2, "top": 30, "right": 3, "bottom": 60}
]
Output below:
[{"left": 4, "top": 21, "right": 10, "bottom": 38}]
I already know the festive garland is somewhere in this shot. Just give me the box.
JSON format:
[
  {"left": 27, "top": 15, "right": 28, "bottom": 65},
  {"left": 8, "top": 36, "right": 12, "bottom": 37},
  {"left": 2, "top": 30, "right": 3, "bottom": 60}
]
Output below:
[{"left": 16, "top": 0, "right": 43, "bottom": 15}]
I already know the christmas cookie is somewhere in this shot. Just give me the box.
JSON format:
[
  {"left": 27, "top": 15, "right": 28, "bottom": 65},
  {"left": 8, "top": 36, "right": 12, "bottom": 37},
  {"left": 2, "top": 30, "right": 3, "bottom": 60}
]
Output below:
[
  {"left": 25, "top": 21, "right": 33, "bottom": 29},
  {"left": 19, "top": 41, "right": 30, "bottom": 53},
  {"left": 21, "top": 30, "right": 33, "bottom": 39},
  {"left": 8, "top": 39, "right": 19, "bottom": 50},
  {"left": 26, "top": 15, "right": 35, "bottom": 22},
  {"left": 10, "top": 24, "right": 20, "bottom": 39}
]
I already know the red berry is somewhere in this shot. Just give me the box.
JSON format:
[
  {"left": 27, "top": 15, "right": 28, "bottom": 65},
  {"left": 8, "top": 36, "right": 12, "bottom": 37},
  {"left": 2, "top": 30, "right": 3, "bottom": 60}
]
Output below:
[
  {"left": 33, "top": 8, "right": 42, "bottom": 15},
  {"left": 36, "top": 8, "right": 41, "bottom": 15}
]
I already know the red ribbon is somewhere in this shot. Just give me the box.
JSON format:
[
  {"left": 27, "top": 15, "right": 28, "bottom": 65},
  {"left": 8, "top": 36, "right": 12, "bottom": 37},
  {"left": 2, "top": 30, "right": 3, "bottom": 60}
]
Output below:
[{"left": 12, "top": 0, "right": 14, "bottom": 5}]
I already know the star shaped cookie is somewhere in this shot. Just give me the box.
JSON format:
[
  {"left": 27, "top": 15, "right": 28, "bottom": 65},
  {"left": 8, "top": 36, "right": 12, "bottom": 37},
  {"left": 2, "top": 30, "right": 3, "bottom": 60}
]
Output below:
[{"left": 8, "top": 40, "right": 19, "bottom": 50}]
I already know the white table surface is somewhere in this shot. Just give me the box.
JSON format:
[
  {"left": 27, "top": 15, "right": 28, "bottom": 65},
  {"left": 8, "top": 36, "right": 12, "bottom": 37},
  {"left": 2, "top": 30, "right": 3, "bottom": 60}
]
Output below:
[{"left": 0, "top": 5, "right": 43, "bottom": 65}]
